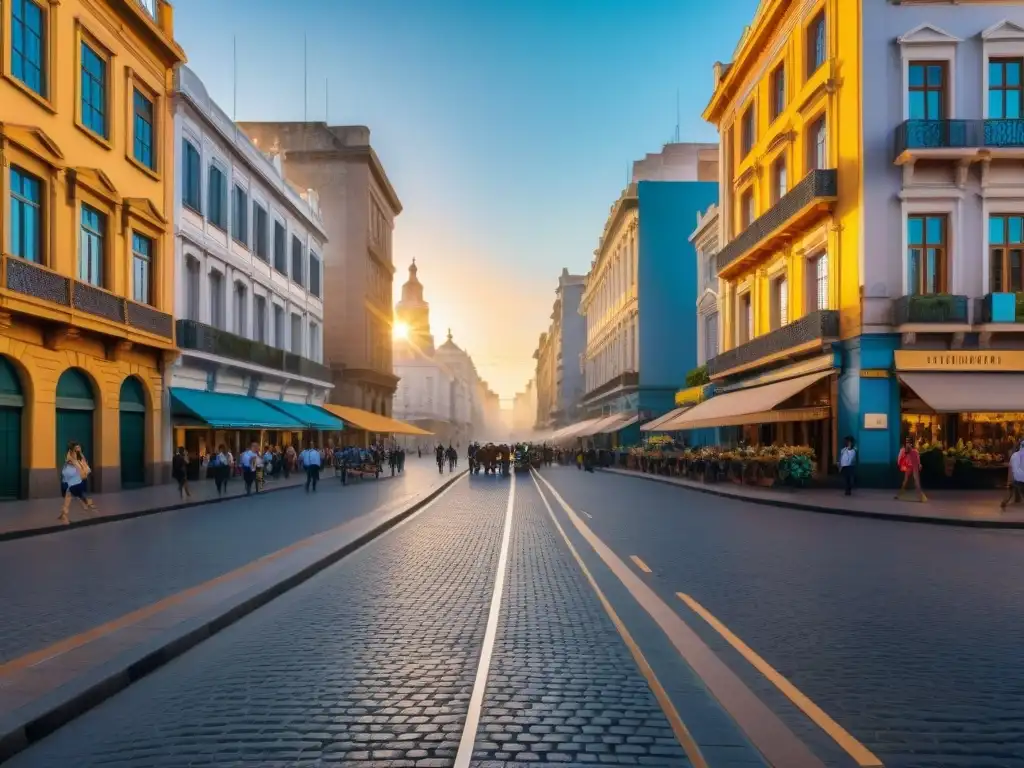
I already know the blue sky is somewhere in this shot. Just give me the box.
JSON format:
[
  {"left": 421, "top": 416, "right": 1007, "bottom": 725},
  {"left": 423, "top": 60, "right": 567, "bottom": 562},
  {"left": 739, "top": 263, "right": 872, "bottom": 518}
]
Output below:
[{"left": 172, "top": 0, "right": 759, "bottom": 399}]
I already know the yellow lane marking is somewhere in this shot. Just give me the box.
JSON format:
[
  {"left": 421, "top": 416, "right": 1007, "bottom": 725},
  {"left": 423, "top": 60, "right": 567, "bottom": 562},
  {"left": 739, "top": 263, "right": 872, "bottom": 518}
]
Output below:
[
  {"left": 630, "top": 555, "right": 653, "bottom": 573},
  {"left": 677, "top": 592, "right": 884, "bottom": 768},
  {"left": 530, "top": 472, "right": 709, "bottom": 768}
]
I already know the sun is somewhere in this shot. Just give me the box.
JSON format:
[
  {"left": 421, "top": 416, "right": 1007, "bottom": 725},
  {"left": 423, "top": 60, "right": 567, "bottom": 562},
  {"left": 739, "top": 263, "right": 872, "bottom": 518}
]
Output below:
[{"left": 393, "top": 321, "right": 410, "bottom": 340}]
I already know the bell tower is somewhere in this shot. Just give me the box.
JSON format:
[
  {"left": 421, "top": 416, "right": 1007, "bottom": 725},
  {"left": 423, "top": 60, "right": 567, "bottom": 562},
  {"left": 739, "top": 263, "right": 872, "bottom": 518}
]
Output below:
[{"left": 395, "top": 259, "right": 435, "bottom": 355}]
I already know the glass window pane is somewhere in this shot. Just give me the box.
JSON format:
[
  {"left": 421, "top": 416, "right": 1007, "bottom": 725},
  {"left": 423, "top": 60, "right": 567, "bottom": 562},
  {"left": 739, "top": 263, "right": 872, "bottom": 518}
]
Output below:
[
  {"left": 1007, "top": 62, "right": 1021, "bottom": 87},
  {"left": 927, "top": 65, "right": 943, "bottom": 87},
  {"left": 909, "top": 65, "right": 924, "bottom": 87},
  {"left": 926, "top": 91, "right": 940, "bottom": 119},
  {"left": 926, "top": 216, "right": 943, "bottom": 244},
  {"left": 1010, "top": 216, "right": 1023, "bottom": 244},
  {"left": 990, "top": 61, "right": 1004, "bottom": 87},
  {"left": 907, "top": 216, "right": 923, "bottom": 245},
  {"left": 1007, "top": 96, "right": 1021, "bottom": 120},
  {"left": 909, "top": 92, "right": 925, "bottom": 120},
  {"left": 989, "top": 90, "right": 1004, "bottom": 120},
  {"left": 992, "top": 248, "right": 1005, "bottom": 292},
  {"left": 990, "top": 215, "right": 1006, "bottom": 245},
  {"left": 1011, "top": 250, "right": 1023, "bottom": 292},
  {"left": 908, "top": 248, "right": 920, "bottom": 295}
]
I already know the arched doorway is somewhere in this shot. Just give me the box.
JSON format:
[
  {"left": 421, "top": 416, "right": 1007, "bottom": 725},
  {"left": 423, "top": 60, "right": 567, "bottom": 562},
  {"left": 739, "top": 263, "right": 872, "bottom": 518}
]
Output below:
[
  {"left": 119, "top": 377, "right": 147, "bottom": 488},
  {"left": 56, "top": 369, "right": 95, "bottom": 487},
  {"left": 0, "top": 356, "right": 24, "bottom": 500}
]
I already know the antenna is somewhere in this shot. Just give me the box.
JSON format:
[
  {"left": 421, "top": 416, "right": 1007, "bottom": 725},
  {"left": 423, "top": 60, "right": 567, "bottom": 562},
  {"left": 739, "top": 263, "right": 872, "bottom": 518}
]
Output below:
[
  {"left": 303, "top": 34, "right": 308, "bottom": 122},
  {"left": 232, "top": 36, "right": 237, "bottom": 120}
]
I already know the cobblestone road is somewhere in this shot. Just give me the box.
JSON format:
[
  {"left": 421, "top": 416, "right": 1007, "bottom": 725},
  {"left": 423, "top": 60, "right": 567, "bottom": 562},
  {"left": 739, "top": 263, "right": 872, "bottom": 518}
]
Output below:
[
  {"left": 539, "top": 467, "right": 1024, "bottom": 768},
  {"left": 0, "top": 461, "right": 446, "bottom": 665}
]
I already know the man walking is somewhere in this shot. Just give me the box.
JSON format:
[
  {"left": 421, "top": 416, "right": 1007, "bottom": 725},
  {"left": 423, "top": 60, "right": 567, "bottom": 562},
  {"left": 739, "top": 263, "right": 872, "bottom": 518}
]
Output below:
[
  {"left": 300, "top": 441, "right": 322, "bottom": 492},
  {"left": 839, "top": 436, "right": 857, "bottom": 496},
  {"left": 240, "top": 442, "right": 259, "bottom": 495},
  {"left": 1000, "top": 438, "right": 1024, "bottom": 509}
]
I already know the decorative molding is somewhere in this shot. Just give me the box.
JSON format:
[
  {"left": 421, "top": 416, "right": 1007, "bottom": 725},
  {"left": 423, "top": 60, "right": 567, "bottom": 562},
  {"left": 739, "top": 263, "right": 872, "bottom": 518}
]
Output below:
[
  {"left": 981, "top": 19, "right": 1024, "bottom": 42},
  {"left": 897, "top": 23, "right": 962, "bottom": 46},
  {"left": 45, "top": 327, "right": 82, "bottom": 351}
]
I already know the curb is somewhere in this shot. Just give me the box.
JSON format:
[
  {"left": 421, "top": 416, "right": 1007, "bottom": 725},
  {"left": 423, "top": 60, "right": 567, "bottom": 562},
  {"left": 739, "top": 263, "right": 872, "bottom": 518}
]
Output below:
[
  {"left": 0, "top": 471, "right": 412, "bottom": 542},
  {"left": 0, "top": 470, "right": 468, "bottom": 764},
  {"left": 598, "top": 468, "right": 1024, "bottom": 529}
]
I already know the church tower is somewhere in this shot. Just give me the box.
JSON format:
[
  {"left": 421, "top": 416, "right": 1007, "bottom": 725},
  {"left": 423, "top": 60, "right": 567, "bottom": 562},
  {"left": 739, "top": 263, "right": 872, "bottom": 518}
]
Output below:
[{"left": 395, "top": 260, "right": 435, "bottom": 356}]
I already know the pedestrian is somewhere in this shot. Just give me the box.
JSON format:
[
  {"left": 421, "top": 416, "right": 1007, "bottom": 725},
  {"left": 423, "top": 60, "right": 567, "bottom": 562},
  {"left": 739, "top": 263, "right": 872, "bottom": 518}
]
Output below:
[
  {"left": 284, "top": 444, "right": 296, "bottom": 478},
  {"left": 58, "top": 441, "right": 96, "bottom": 524},
  {"left": 838, "top": 436, "right": 857, "bottom": 496},
  {"left": 895, "top": 437, "right": 927, "bottom": 502},
  {"left": 300, "top": 440, "right": 322, "bottom": 492},
  {"left": 240, "top": 441, "right": 259, "bottom": 495},
  {"left": 1000, "top": 438, "right": 1024, "bottom": 509},
  {"left": 211, "top": 444, "right": 229, "bottom": 495},
  {"left": 172, "top": 446, "right": 192, "bottom": 499}
]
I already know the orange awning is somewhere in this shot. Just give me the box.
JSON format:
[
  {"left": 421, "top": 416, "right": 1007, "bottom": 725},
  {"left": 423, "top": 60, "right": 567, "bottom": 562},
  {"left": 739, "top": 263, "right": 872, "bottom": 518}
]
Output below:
[
  {"left": 660, "top": 370, "right": 833, "bottom": 431},
  {"left": 320, "top": 404, "right": 433, "bottom": 436}
]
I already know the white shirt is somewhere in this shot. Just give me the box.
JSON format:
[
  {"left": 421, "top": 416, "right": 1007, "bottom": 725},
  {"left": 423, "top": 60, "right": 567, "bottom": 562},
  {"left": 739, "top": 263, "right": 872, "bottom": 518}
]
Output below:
[
  {"left": 839, "top": 446, "right": 857, "bottom": 468},
  {"left": 300, "top": 449, "right": 321, "bottom": 467},
  {"left": 240, "top": 450, "right": 257, "bottom": 469},
  {"left": 1011, "top": 449, "right": 1024, "bottom": 483}
]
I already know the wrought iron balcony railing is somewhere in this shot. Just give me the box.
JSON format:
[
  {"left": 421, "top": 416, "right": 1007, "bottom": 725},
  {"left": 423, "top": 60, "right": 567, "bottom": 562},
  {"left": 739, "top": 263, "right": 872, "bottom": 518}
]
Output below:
[
  {"left": 706, "top": 310, "right": 839, "bottom": 378},
  {"left": 894, "top": 119, "right": 1024, "bottom": 156},
  {"left": 176, "top": 319, "right": 332, "bottom": 382},
  {"left": 715, "top": 169, "right": 837, "bottom": 276},
  {"left": 892, "top": 294, "right": 969, "bottom": 325}
]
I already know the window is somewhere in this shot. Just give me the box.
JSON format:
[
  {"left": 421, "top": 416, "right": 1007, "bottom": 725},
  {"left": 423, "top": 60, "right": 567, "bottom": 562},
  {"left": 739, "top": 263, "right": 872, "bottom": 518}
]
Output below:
[
  {"left": 80, "top": 42, "right": 107, "bottom": 137},
  {"left": 185, "top": 257, "right": 200, "bottom": 321},
  {"left": 807, "top": 11, "right": 826, "bottom": 77},
  {"left": 741, "top": 106, "right": 755, "bottom": 156},
  {"left": 131, "top": 232, "right": 152, "bottom": 304},
  {"left": 309, "top": 322, "right": 320, "bottom": 362},
  {"left": 273, "top": 304, "right": 285, "bottom": 348},
  {"left": 811, "top": 254, "right": 829, "bottom": 310},
  {"left": 273, "top": 221, "right": 287, "bottom": 273},
  {"left": 772, "top": 156, "right": 787, "bottom": 203},
  {"left": 78, "top": 204, "right": 104, "bottom": 286},
  {"left": 309, "top": 252, "right": 321, "bottom": 297},
  {"left": 738, "top": 293, "right": 753, "bottom": 344},
  {"left": 253, "top": 295, "right": 267, "bottom": 343},
  {"left": 808, "top": 116, "right": 827, "bottom": 171},
  {"left": 704, "top": 312, "right": 718, "bottom": 360},
  {"left": 771, "top": 276, "right": 788, "bottom": 329},
  {"left": 209, "top": 270, "right": 224, "bottom": 328},
  {"left": 233, "top": 283, "right": 247, "bottom": 336},
  {"left": 232, "top": 185, "right": 248, "bottom": 246},
  {"left": 10, "top": 166, "right": 42, "bottom": 262},
  {"left": 290, "top": 313, "right": 303, "bottom": 355},
  {"left": 291, "top": 236, "right": 304, "bottom": 287},
  {"left": 989, "top": 58, "right": 1022, "bottom": 120},
  {"left": 253, "top": 202, "right": 269, "bottom": 261},
  {"left": 770, "top": 65, "right": 786, "bottom": 121},
  {"left": 182, "top": 140, "right": 201, "bottom": 212},
  {"left": 740, "top": 189, "right": 755, "bottom": 228},
  {"left": 207, "top": 166, "right": 226, "bottom": 229},
  {"left": 907, "top": 215, "right": 947, "bottom": 295},
  {"left": 132, "top": 89, "right": 155, "bottom": 169},
  {"left": 12, "top": 0, "right": 46, "bottom": 97},
  {"left": 989, "top": 215, "right": 1024, "bottom": 293},
  {"left": 909, "top": 62, "right": 946, "bottom": 121}
]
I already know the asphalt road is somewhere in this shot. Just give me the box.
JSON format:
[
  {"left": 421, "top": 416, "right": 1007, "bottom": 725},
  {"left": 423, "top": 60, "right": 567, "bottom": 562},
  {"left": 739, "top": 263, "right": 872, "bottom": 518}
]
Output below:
[
  {"left": 536, "top": 466, "right": 1024, "bottom": 768},
  {"left": 9, "top": 473, "right": 711, "bottom": 768}
]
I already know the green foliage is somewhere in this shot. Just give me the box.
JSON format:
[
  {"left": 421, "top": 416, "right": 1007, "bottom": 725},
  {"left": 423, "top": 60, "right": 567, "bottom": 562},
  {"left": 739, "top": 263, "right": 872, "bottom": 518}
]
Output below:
[{"left": 684, "top": 365, "right": 709, "bottom": 388}]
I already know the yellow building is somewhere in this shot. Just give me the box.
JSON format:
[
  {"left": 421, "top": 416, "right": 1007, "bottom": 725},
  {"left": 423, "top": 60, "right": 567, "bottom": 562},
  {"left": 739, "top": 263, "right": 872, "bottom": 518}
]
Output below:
[
  {"left": 667, "top": 0, "right": 861, "bottom": 468},
  {"left": 0, "top": 0, "right": 185, "bottom": 498}
]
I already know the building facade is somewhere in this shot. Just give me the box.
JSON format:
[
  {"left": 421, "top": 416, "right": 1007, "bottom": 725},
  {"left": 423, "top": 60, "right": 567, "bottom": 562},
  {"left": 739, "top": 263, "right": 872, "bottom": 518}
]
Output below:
[
  {"left": 692, "top": 204, "right": 721, "bottom": 367},
  {"left": 531, "top": 269, "right": 586, "bottom": 431},
  {"left": 170, "top": 66, "right": 333, "bottom": 457},
  {"left": 236, "top": 122, "right": 402, "bottom": 416},
  {"left": 578, "top": 143, "right": 718, "bottom": 443},
  {"left": 512, "top": 379, "right": 537, "bottom": 435},
  {"left": 0, "top": 0, "right": 185, "bottom": 498}
]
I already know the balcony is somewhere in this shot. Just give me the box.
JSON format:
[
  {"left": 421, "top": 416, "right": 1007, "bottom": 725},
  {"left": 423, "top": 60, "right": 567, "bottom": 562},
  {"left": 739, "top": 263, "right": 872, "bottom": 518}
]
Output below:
[
  {"left": 706, "top": 310, "right": 838, "bottom": 379},
  {"left": 892, "top": 294, "right": 969, "bottom": 326},
  {"left": 715, "top": 170, "right": 837, "bottom": 279},
  {"left": 581, "top": 371, "right": 639, "bottom": 404},
  {"left": 894, "top": 119, "right": 1024, "bottom": 163},
  {"left": 2, "top": 255, "right": 174, "bottom": 340},
  {"left": 176, "top": 319, "right": 332, "bottom": 382},
  {"left": 978, "top": 292, "right": 1024, "bottom": 324}
]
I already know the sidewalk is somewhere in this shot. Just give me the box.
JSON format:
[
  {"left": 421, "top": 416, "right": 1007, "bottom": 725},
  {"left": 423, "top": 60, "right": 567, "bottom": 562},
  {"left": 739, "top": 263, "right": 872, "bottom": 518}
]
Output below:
[
  {"left": 602, "top": 467, "right": 1024, "bottom": 528},
  {"left": 0, "top": 462, "right": 419, "bottom": 541}
]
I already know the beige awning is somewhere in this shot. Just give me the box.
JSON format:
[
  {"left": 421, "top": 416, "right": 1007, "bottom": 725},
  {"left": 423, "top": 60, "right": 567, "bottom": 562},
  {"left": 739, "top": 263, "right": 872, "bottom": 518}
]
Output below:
[
  {"left": 660, "top": 370, "right": 833, "bottom": 431},
  {"left": 552, "top": 418, "right": 602, "bottom": 442},
  {"left": 898, "top": 373, "right": 1024, "bottom": 412},
  {"left": 640, "top": 407, "right": 689, "bottom": 432},
  {"left": 601, "top": 414, "right": 639, "bottom": 433}
]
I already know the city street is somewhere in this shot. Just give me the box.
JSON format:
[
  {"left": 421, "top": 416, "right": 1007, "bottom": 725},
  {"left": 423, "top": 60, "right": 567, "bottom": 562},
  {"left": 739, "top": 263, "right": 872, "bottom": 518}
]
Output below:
[{"left": 5, "top": 466, "right": 1023, "bottom": 767}]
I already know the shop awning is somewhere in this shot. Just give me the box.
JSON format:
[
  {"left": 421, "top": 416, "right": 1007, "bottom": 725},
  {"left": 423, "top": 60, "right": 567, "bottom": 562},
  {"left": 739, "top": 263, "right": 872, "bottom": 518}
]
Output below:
[
  {"left": 552, "top": 418, "right": 602, "bottom": 442},
  {"left": 660, "top": 370, "right": 833, "bottom": 431},
  {"left": 261, "top": 400, "right": 345, "bottom": 430},
  {"left": 170, "top": 388, "right": 306, "bottom": 429},
  {"left": 575, "top": 414, "right": 622, "bottom": 437},
  {"left": 898, "top": 373, "right": 1024, "bottom": 412},
  {"left": 596, "top": 413, "right": 637, "bottom": 434},
  {"left": 320, "top": 404, "right": 433, "bottom": 435},
  {"left": 640, "top": 407, "right": 689, "bottom": 432}
]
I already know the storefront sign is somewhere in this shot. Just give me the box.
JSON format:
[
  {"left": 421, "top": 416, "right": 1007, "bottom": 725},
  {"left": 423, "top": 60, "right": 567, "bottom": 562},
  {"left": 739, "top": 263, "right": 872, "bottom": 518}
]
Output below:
[
  {"left": 864, "top": 413, "right": 888, "bottom": 430},
  {"left": 860, "top": 369, "right": 890, "bottom": 378},
  {"left": 894, "top": 350, "right": 1024, "bottom": 372}
]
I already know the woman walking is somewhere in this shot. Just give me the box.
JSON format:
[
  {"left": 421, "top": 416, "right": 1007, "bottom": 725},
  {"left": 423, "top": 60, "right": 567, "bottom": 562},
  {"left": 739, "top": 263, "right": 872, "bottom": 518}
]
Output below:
[
  {"left": 172, "top": 447, "right": 191, "bottom": 499},
  {"left": 895, "top": 437, "right": 927, "bottom": 502},
  {"left": 58, "top": 441, "right": 96, "bottom": 524}
]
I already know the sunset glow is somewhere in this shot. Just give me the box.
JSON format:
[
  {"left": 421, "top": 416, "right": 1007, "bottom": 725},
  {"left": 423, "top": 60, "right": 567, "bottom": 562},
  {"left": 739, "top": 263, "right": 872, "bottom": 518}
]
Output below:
[{"left": 393, "top": 321, "right": 410, "bottom": 340}]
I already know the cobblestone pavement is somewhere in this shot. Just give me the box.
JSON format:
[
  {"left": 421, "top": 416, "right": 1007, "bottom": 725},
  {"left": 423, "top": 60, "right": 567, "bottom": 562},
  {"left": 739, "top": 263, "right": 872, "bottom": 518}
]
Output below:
[
  {"left": 469, "top": 477, "right": 692, "bottom": 767},
  {"left": 8, "top": 477, "right": 511, "bottom": 767},
  {"left": 539, "top": 466, "right": 1024, "bottom": 768},
  {"left": 0, "top": 460, "right": 446, "bottom": 665}
]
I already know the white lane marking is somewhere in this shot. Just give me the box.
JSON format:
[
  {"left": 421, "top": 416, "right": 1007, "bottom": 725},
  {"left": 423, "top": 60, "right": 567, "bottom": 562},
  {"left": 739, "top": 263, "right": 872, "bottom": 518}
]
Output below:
[
  {"left": 454, "top": 473, "right": 517, "bottom": 768},
  {"left": 579, "top": 509, "right": 593, "bottom": 519}
]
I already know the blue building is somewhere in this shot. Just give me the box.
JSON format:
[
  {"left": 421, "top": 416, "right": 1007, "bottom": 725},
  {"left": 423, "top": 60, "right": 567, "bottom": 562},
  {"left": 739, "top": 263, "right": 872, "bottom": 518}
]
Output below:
[{"left": 566, "top": 143, "right": 718, "bottom": 448}]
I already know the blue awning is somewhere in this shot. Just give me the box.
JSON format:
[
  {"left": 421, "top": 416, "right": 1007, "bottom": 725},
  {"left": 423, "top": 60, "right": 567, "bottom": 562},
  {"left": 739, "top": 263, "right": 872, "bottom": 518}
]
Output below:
[
  {"left": 170, "top": 388, "right": 306, "bottom": 429},
  {"left": 261, "top": 399, "right": 344, "bottom": 430}
]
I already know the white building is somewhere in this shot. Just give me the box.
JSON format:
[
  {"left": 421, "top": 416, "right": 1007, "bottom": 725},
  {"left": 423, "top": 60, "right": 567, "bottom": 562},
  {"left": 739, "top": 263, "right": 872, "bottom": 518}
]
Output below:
[
  {"left": 691, "top": 203, "right": 720, "bottom": 366},
  {"left": 170, "top": 66, "right": 334, "bottom": 454}
]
